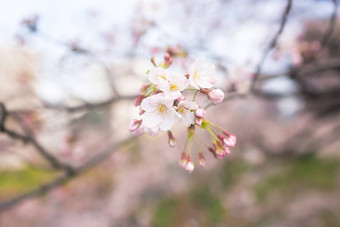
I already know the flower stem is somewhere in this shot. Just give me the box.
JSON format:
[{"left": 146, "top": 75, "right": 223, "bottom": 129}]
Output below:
[
  {"left": 192, "top": 90, "right": 199, "bottom": 101},
  {"left": 194, "top": 133, "right": 210, "bottom": 148}
]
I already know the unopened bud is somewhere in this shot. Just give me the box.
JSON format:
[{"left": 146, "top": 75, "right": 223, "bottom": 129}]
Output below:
[
  {"left": 134, "top": 95, "right": 145, "bottom": 106},
  {"left": 139, "top": 108, "right": 145, "bottom": 115},
  {"left": 176, "top": 95, "right": 185, "bottom": 102},
  {"left": 128, "top": 119, "right": 142, "bottom": 132},
  {"left": 221, "top": 132, "right": 236, "bottom": 147},
  {"left": 185, "top": 154, "right": 194, "bottom": 173},
  {"left": 167, "top": 130, "right": 176, "bottom": 147},
  {"left": 179, "top": 152, "right": 187, "bottom": 168},
  {"left": 208, "top": 147, "right": 217, "bottom": 158},
  {"left": 207, "top": 89, "right": 224, "bottom": 104},
  {"left": 164, "top": 52, "right": 173, "bottom": 66},
  {"left": 199, "top": 153, "right": 206, "bottom": 167},
  {"left": 195, "top": 107, "right": 206, "bottom": 118},
  {"left": 195, "top": 118, "right": 202, "bottom": 126}
]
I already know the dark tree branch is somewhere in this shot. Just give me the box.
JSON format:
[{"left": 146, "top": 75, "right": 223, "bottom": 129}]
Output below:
[
  {"left": 0, "top": 136, "right": 136, "bottom": 213},
  {"left": 319, "top": 0, "right": 338, "bottom": 52},
  {"left": 251, "top": 0, "right": 292, "bottom": 91},
  {"left": 0, "top": 102, "right": 75, "bottom": 174}
]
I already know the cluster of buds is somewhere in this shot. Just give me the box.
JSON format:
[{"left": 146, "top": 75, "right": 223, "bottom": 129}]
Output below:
[{"left": 129, "top": 52, "right": 236, "bottom": 173}]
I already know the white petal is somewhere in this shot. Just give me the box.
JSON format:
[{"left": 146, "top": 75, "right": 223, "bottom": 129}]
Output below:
[
  {"left": 182, "top": 111, "right": 195, "bottom": 127},
  {"left": 181, "top": 101, "right": 198, "bottom": 110},
  {"left": 197, "top": 79, "right": 213, "bottom": 88},
  {"left": 189, "top": 76, "right": 199, "bottom": 89},
  {"left": 142, "top": 112, "right": 162, "bottom": 128},
  {"left": 159, "top": 107, "right": 180, "bottom": 130},
  {"left": 148, "top": 67, "right": 169, "bottom": 84},
  {"left": 140, "top": 96, "right": 157, "bottom": 111}
]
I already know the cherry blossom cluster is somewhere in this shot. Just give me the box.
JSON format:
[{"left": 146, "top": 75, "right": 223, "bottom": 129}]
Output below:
[{"left": 129, "top": 53, "right": 236, "bottom": 173}]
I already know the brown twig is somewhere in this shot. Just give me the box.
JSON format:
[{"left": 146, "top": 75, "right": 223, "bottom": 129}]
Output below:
[
  {"left": 319, "top": 0, "right": 338, "bottom": 52},
  {"left": 0, "top": 136, "right": 136, "bottom": 213},
  {"left": 251, "top": 0, "right": 292, "bottom": 91},
  {"left": 0, "top": 102, "right": 75, "bottom": 174}
]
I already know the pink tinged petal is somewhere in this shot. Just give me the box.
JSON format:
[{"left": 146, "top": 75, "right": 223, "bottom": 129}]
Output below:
[
  {"left": 224, "top": 135, "right": 236, "bottom": 147},
  {"left": 133, "top": 127, "right": 145, "bottom": 136},
  {"left": 195, "top": 118, "right": 202, "bottom": 126},
  {"left": 195, "top": 107, "right": 206, "bottom": 118},
  {"left": 176, "top": 95, "right": 185, "bottom": 102},
  {"left": 208, "top": 89, "right": 225, "bottom": 104},
  {"left": 144, "top": 126, "right": 160, "bottom": 136},
  {"left": 128, "top": 119, "right": 142, "bottom": 132},
  {"left": 209, "top": 77, "right": 216, "bottom": 84}
]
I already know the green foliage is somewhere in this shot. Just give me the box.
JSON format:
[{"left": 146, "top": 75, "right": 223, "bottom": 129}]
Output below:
[
  {"left": 0, "top": 166, "right": 57, "bottom": 197},
  {"left": 152, "top": 185, "right": 225, "bottom": 227},
  {"left": 253, "top": 155, "right": 339, "bottom": 203},
  {"left": 219, "top": 159, "right": 250, "bottom": 189}
]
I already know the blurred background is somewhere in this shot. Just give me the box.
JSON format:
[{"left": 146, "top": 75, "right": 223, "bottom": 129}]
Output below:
[{"left": 0, "top": 0, "right": 340, "bottom": 226}]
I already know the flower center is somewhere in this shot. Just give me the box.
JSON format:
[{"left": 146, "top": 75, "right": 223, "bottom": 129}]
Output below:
[
  {"left": 156, "top": 104, "right": 167, "bottom": 115},
  {"left": 193, "top": 70, "right": 201, "bottom": 79},
  {"left": 178, "top": 106, "right": 185, "bottom": 114},
  {"left": 170, "top": 84, "right": 178, "bottom": 91}
]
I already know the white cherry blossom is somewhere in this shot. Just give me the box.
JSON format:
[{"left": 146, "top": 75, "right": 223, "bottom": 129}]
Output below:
[
  {"left": 148, "top": 67, "right": 169, "bottom": 86},
  {"left": 177, "top": 101, "right": 198, "bottom": 127},
  {"left": 140, "top": 93, "right": 179, "bottom": 131},
  {"left": 189, "top": 58, "right": 216, "bottom": 89},
  {"left": 157, "top": 72, "right": 189, "bottom": 99}
]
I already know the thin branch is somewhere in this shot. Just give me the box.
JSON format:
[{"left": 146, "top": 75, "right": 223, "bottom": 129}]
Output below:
[
  {"left": 251, "top": 0, "right": 292, "bottom": 91},
  {"left": 45, "top": 94, "right": 137, "bottom": 113},
  {"left": 0, "top": 136, "right": 136, "bottom": 213},
  {"left": 0, "top": 102, "right": 75, "bottom": 174},
  {"left": 319, "top": 0, "right": 338, "bottom": 52}
]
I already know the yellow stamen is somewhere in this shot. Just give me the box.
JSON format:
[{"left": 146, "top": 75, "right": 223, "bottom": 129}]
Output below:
[
  {"left": 156, "top": 104, "right": 167, "bottom": 115},
  {"left": 193, "top": 70, "right": 200, "bottom": 79},
  {"left": 170, "top": 84, "right": 178, "bottom": 91},
  {"left": 178, "top": 106, "right": 185, "bottom": 114},
  {"left": 156, "top": 74, "right": 166, "bottom": 80}
]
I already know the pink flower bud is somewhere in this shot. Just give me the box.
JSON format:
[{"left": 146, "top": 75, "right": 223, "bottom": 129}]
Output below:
[
  {"left": 195, "top": 107, "right": 206, "bottom": 118},
  {"left": 195, "top": 118, "right": 202, "bottom": 126},
  {"left": 167, "top": 131, "right": 176, "bottom": 147},
  {"left": 199, "top": 153, "right": 206, "bottom": 168},
  {"left": 208, "top": 147, "right": 217, "bottom": 158},
  {"left": 139, "top": 108, "right": 145, "bottom": 115},
  {"left": 176, "top": 95, "right": 185, "bottom": 102},
  {"left": 218, "top": 133, "right": 236, "bottom": 147},
  {"left": 128, "top": 119, "right": 142, "bottom": 132},
  {"left": 185, "top": 162, "right": 194, "bottom": 173},
  {"left": 208, "top": 89, "right": 224, "bottom": 104},
  {"left": 224, "top": 134, "right": 236, "bottom": 147},
  {"left": 134, "top": 95, "right": 145, "bottom": 106},
  {"left": 179, "top": 152, "right": 187, "bottom": 168}
]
